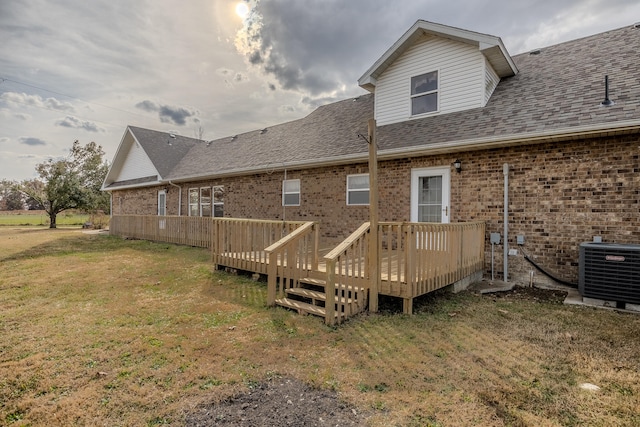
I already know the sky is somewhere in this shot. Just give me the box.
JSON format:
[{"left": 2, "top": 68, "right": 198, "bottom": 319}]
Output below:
[{"left": 1, "top": 0, "right": 639, "bottom": 181}]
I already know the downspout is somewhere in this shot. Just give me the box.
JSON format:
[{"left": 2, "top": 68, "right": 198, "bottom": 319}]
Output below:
[
  {"left": 168, "top": 181, "right": 182, "bottom": 216},
  {"left": 503, "top": 163, "right": 509, "bottom": 282}
]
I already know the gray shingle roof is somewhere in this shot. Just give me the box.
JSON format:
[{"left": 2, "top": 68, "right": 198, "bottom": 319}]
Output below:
[
  {"left": 129, "top": 126, "right": 199, "bottom": 178},
  {"left": 120, "top": 23, "right": 640, "bottom": 187},
  {"left": 166, "top": 95, "right": 373, "bottom": 180},
  {"left": 377, "top": 24, "right": 640, "bottom": 152}
]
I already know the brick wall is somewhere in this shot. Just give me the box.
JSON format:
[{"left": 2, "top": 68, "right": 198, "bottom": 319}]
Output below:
[{"left": 109, "top": 134, "right": 640, "bottom": 285}]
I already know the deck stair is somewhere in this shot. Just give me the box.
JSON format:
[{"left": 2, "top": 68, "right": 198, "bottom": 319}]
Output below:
[{"left": 274, "top": 277, "right": 368, "bottom": 321}]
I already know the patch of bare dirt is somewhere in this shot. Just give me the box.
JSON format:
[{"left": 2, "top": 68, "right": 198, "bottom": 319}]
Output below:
[
  {"left": 489, "top": 285, "right": 568, "bottom": 304},
  {"left": 184, "top": 377, "right": 368, "bottom": 426}
]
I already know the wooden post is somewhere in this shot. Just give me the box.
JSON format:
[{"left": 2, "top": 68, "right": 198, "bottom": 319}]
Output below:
[
  {"left": 368, "top": 119, "right": 379, "bottom": 312},
  {"left": 325, "top": 259, "right": 336, "bottom": 325}
]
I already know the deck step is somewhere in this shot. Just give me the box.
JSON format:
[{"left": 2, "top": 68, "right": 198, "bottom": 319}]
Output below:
[
  {"left": 286, "top": 287, "right": 355, "bottom": 305},
  {"left": 275, "top": 298, "right": 344, "bottom": 318},
  {"left": 299, "top": 277, "right": 326, "bottom": 287},
  {"left": 299, "top": 277, "right": 367, "bottom": 294},
  {"left": 286, "top": 287, "right": 327, "bottom": 301}
]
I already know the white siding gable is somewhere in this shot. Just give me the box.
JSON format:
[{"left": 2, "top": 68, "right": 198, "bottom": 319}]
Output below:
[
  {"left": 484, "top": 58, "right": 500, "bottom": 105},
  {"left": 374, "top": 35, "right": 490, "bottom": 126},
  {"left": 116, "top": 137, "right": 158, "bottom": 181}
]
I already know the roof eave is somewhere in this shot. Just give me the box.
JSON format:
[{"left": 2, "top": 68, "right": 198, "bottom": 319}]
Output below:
[
  {"left": 102, "top": 180, "right": 163, "bottom": 192},
  {"left": 164, "top": 152, "right": 371, "bottom": 183},
  {"left": 378, "top": 120, "right": 640, "bottom": 160},
  {"left": 149, "top": 121, "right": 640, "bottom": 184}
]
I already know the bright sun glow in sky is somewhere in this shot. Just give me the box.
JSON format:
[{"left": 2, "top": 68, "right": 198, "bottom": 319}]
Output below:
[{"left": 235, "top": 2, "right": 249, "bottom": 18}]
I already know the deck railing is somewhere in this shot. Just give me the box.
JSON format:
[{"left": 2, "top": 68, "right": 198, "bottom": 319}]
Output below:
[
  {"left": 212, "top": 218, "right": 309, "bottom": 274},
  {"left": 324, "top": 222, "right": 371, "bottom": 325},
  {"left": 264, "top": 221, "right": 320, "bottom": 306},
  {"left": 109, "top": 215, "right": 309, "bottom": 259},
  {"left": 378, "top": 221, "right": 485, "bottom": 312},
  {"left": 109, "top": 215, "right": 213, "bottom": 247}
]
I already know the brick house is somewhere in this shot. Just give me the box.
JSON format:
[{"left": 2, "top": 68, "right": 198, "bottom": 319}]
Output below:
[{"left": 103, "top": 21, "right": 640, "bottom": 286}]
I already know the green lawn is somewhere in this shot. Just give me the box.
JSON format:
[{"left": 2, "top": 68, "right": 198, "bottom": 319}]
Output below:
[
  {"left": 1, "top": 228, "right": 639, "bottom": 426},
  {"left": 0, "top": 210, "right": 89, "bottom": 227}
]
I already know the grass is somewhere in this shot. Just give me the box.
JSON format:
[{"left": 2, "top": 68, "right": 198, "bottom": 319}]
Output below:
[
  {"left": 1, "top": 228, "right": 639, "bottom": 426},
  {"left": 0, "top": 210, "right": 89, "bottom": 227}
]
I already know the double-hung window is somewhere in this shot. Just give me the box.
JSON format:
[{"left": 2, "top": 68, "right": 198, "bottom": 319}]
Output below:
[
  {"left": 189, "top": 186, "right": 224, "bottom": 217},
  {"left": 347, "top": 174, "right": 369, "bottom": 205},
  {"left": 213, "top": 186, "right": 224, "bottom": 217},
  {"left": 188, "top": 188, "right": 199, "bottom": 216},
  {"left": 411, "top": 70, "right": 438, "bottom": 116},
  {"left": 200, "top": 187, "right": 211, "bottom": 217},
  {"left": 282, "top": 179, "right": 300, "bottom": 206}
]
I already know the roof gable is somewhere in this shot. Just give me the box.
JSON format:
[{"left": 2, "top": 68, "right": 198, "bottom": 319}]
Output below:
[
  {"left": 358, "top": 20, "right": 517, "bottom": 92},
  {"left": 102, "top": 126, "right": 200, "bottom": 190}
]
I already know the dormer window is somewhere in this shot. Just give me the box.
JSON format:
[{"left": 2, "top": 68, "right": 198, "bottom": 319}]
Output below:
[{"left": 411, "top": 70, "right": 438, "bottom": 115}]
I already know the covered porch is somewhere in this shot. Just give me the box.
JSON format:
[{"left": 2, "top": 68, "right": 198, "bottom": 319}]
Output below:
[{"left": 109, "top": 215, "right": 485, "bottom": 324}]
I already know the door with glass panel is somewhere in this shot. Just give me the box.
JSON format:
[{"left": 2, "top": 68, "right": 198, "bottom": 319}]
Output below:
[
  {"left": 411, "top": 167, "right": 450, "bottom": 223},
  {"left": 157, "top": 190, "right": 166, "bottom": 229},
  {"left": 411, "top": 167, "right": 450, "bottom": 252}
]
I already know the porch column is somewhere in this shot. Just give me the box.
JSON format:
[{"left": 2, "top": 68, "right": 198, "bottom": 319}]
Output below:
[{"left": 368, "top": 118, "right": 379, "bottom": 312}]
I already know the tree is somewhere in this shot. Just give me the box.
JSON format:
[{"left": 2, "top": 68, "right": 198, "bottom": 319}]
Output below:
[
  {"left": 0, "top": 179, "right": 25, "bottom": 210},
  {"left": 20, "top": 140, "right": 110, "bottom": 228}
]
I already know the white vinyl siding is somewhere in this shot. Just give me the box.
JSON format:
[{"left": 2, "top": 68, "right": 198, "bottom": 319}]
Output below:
[
  {"left": 118, "top": 137, "right": 158, "bottom": 181},
  {"left": 483, "top": 58, "right": 500, "bottom": 105},
  {"left": 374, "top": 35, "right": 485, "bottom": 126}
]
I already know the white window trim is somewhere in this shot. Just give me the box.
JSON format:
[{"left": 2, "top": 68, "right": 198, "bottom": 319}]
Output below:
[
  {"left": 282, "top": 179, "right": 301, "bottom": 206},
  {"left": 188, "top": 188, "right": 199, "bottom": 217},
  {"left": 200, "top": 187, "right": 211, "bottom": 217},
  {"left": 410, "top": 69, "right": 439, "bottom": 117},
  {"left": 157, "top": 190, "right": 166, "bottom": 216},
  {"left": 410, "top": 167, "right": 450, "bottom": 224},
  {"left": 212, "top": 185, "right": 224, "bottom": 218},
  {"left": 346, "top": 174, "right": 370, "bottom": 206}
]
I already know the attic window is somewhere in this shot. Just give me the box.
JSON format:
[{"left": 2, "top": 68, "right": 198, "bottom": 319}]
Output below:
[{"left": 411, "top": 71, "right": 438, "bottom": 116}]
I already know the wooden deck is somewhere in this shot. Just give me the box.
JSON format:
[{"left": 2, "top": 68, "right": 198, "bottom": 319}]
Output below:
[
  {"left": 110, "top": 215, "right": 485, "bottom": 324},
  {"left": 217, "top": 249, "right": 437, "bottom": 296}
]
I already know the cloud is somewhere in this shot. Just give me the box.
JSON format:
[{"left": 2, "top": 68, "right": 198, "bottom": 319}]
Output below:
[
  {"left": 135, "top": 100, "right": 199, "bottom": 126},
  {"left": 278, "top": 105, "right": 295, "bottom": 113},
  {"left": 234, "top": 0, "right": 399, "bottom": 99},
  {"left": 19, "top": 137, "right": 46, "bottom": 146},
  {"left": 14, "top": 112, "right": 31, "bottom": 120},
  {"left": 1, "top": 92, "right": 75, "bottom": 112},
  {"left": 55, "top": 116, "right": 105, "bottom": 133}
]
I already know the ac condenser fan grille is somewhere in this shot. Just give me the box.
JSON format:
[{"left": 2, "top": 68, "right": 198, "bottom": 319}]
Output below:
[{"left": 579, "top": 243, "right": 640, "bottom": 304}]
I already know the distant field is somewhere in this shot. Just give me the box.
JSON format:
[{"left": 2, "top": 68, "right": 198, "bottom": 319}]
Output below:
[{"left": 0, "top": 210, "right": 89, "bottom": 226}]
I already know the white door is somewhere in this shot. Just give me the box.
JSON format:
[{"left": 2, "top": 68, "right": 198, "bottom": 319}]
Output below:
[
  {"left": 411, "top": 167, "right": 450, "bottom": 223},
  {"left": 158, "top": 190, "right": 166, "bottom": 229},
  {"left": 157, "top": 190, "right": 166, "bottom": 216}
]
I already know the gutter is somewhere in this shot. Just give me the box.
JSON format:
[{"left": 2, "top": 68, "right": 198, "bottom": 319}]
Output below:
[
  {"left": 108, "top": 120, "right": 640, "bottom": 187},
  {"left": 376, "top": 119, "right": 640, "bottom": 160}
]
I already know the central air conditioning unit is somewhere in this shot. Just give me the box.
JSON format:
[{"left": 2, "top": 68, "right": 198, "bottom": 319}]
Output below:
[{"left": 579, "top": 242, "right": 640, "bottom": 305}]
